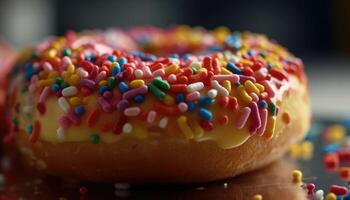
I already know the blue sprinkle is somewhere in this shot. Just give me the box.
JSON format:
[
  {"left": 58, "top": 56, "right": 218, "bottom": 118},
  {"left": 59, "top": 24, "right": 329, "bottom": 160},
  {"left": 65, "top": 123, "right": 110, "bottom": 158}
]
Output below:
[
  {"left": 176, "top": 93, "right": 185, "bottom": 103},
  {"left": 27, "top": 125, "right": 33, "bottom": 134},
  {"left": 198, "top": 108, "right": 213, "bottom": 121},
  {"left": 187, "top": 102, "right": 196, "bottom": 112},
  {"left": 74, "top": 105, "right": 86, "bottom": 116},
  {"left": 118, "top": 57, "right": 127, "bottom": 68},
  {"left": 118, "top": 81, "right": 129, "bottom": 93},
  {"left": 134, "top": 95, "right": 145, "bottom": 103},
  {"left": 200, "top": 97, "right": 213, "bottom": 107},
  {"left": 51, "top": 84, "right": 60, "bottom": 93},
  {"left": 227, "top": 62, "right": 242, "bottom": 74},
  {"left": 182, "top": 53, "right": 191, "bottom": 61},
  {"left": 99, "top": 85, "right": 109, "bottom": 95},
  {"left": 323, "top": 143, "right": 341, "bottom": 153},
  {"left": 225, "top": 32, "right": 242, "bottom": 49},
  {"left": 170, "top": 53, "right": 179, "bottom": 59},
  {"left": 112, "top": 64, "right": 121, "bottom": 76},
  {"left": 259, "top": 100, "right": 268, "bottom": 108},
  {"left": 85, "top": 55, "right": 96, "bottom": 62},
  {"left": 107, "top": 55, "right": 117, "bottom": 62}
]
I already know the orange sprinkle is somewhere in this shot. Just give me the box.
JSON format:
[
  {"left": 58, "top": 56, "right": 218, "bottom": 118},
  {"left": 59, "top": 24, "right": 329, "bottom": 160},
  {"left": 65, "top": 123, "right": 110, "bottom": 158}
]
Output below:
[{"left": 29, "top": 120, "right": 41, "bottom": 143}]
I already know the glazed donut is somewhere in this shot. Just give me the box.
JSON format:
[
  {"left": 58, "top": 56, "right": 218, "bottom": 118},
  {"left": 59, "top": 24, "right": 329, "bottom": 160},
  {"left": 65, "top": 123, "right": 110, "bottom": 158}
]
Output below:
[{"left": 6, "top": 26, "right": 310, "bottom": 183}]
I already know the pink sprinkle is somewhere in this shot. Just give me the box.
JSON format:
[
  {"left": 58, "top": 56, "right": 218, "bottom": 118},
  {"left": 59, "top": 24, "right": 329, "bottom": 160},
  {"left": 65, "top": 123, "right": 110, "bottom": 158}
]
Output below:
[
  {"left": 58, "top": 116, "right": 71, "bottom": 128},
  {"left": 249, "top": 102, "right": 261, "bottom": 134},
  {"left": 152, "top": 68, "right": 165, "bottom": 77},
  {"left": 178, "top": 102, "right": 188, "bottom": 112},
  {"left": 122, "top": 85, "right": 148, "bottom": 99},
  {"left": 239, "top": 75, "right": 256, "bottom": 83},
  {"left": 167, "top": 74, "right": 177, "bottom": 83},
  {"left": 124, "top": 107, "right": 141, "bottom": 116},
  {"left": 256, "top": 108, "right": 268, "bottom": 136},
  {"left": 98, "top": 97, "right": 113, "bottom": 113},
  {"left": 42, "top": 62, "right": 53, "bottom": 72},
  {"left": 95, "top": 71, "right": 107, "bottom": 82},
  {"left": 79, "top": 79, "right": 96, "bottom": 90},
  {"left": 28, "top": 83, "right": 36, "bottom": 93},
  {"left": 262, "top": 80, "right": 275, "bottom": 98},
  {"left": 147, "top": 110, "right": 157, "bottom": 123},
  {"left": 61, "top": 56, "right": 72, "bottom": 69},
  {"left": 116, "top": 99, "right": 129, "bottom": 112},
  {"left": 67, "top": 112, "right": 81, "bottom": 125},
  {"left": 186, "top": 91, "right": 200, "bottom": 101},
  {"left": 142, "top": 66, "right": 152, "bottom": 78},
  {"left": 39, "top": 86, "right": 50, "bottom": 103},
  {"left": 250, "top": 92, "right": 259, "bottom": 102},
  {"left": 214, "top": 74, "right": 239, "bottom": 83},
  {"left": 235, "top": 107, "right": 251, "bottom": 129}
]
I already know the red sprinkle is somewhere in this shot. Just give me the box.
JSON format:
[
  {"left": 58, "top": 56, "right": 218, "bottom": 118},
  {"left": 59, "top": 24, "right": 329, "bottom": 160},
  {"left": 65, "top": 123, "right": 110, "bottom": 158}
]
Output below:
[
  {"left": 169, "top": 84, "right": 187, "bottom": 93},
  {"left": 29, "top": 120, "right": 41, "bottom": 143},
  {"left": 79, "top": 186, "right": 88, "bottom": 195},
  {"left": 112, "top": 115, "right": 126, "bottom": 134},
  {"left": 228, "top": 97, "right": 238, "bottom": 112},
  {"left": 36, "top": 102, "right": 46, "bottom": 115},
  {"left": 269, "top": 68, "right": 289, "bottom": 81},
  {"left": 87, "top": 108, "right": 100, "bottom": 128},
  {"left": 330, "top": 184, "right": 348, "bottom": 196},
  {"left": 154, "top": 102, "right": 179, "bottom": 116},
  {"left": 324, "top": 153, "right": 339, "bottom": 169},
  {"left": 199, "top": 120, "right": 214, "bottom": 131},
  {"left": 218, "top": 96, "right": 229, "bottom": 107},
  {"left": 218, "top": 115, "right": 229, "bottom": 125}
]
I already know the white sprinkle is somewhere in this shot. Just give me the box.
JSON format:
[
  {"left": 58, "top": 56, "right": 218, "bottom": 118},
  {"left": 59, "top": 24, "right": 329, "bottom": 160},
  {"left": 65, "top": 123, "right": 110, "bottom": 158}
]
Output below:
[
  {"left": 39, "top": 86, "right": 50, "bottom": 103},
  {"left": 61, "top": 56, "right": 72, "bottom": 68},
  {"left": 77, "top": 68, "right": 89, "bottom": 78},
  {"left": 56, "top": 127, "right": 65, "bottom": 142},
  {"left": 190, "top": 61, "right": 201, "bottom": 69},
  {"left": 95, "top": 71, "right": 107, "bottom": 82},
  {"left": 187, "top": 82, "right": 204, "bottom": 92},
  {"left": 315, "top": 189, "right": 324, "bottom": 200},
  {"left": 58, "top": 97, "right": 70, "bottom": 113},
  {"left": 207, "top": 89, "right": 218, "bottom": 98},
  {"left": 122, "top": 123, "right": 133, "bottom": 134},
  {"left": 147, "top": 110, "right": 157, "bottom": 124},
  {"left": 158, "top": 117, "right": 168, "bottom": 128},
  {"left": 114, "top": 183, "right": 130, "bottom": 190},
  {"left": 211, "top": 80, "right": 229, "bottom": 96},
  {"left": 42, "top": 62, "right": 53, "bottom": 72},
  {"left": 123, "top": 107, "right": 141, "bottom": 117},
  {"left": 62, "top": 86, "right": 78, "bottom": 97},
  {"left": 134, "top": 69, "right": 143, "bottom": 78}
]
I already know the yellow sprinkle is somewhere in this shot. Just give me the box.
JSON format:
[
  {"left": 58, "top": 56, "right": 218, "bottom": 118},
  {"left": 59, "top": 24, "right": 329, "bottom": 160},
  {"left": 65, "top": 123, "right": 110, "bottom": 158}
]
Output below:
[
  {"left": 292, "top": 170, "right": 303, "bottom": 184},
  {"left": 129, "top": 80, "right": 145, "bottom": 88},
  {"left": 214, "top": 26, "right": 230, "bottom": 42},
  {"left": 193, "top": 122, "right": 204, "bottom": 138},
  {"left": 69, "top": 97, "right": 81, "bottom": 106},
  {"left": 325, "top": 193, "right": 337, "bottom": 200},
  {"left": 98, "top": 80, "right": 107, "bottom": 88},
  {"left": 164, "top": 63, "right": 179, "bottom": 75},
  {"left": 244, "top": 80, "right": 260, "bottom": 94},
  {"left": 43, "top": 49, "right": 57, "bottom": 59},
  {"left": 63, "top": 73, "right": 70, "bottom": 82},
  {"left": 198, "top": 68, "right": 207, "bottom": 73},
  {"left": 66, "top": 64, "right": 75, "bottom": 75},
  {"left": 252, "top": 194, "right": 263, "bottom": 200},
  {"left": 326, "top": 124, "right": 346, "bottom": 143},
  {"left": 48, "top": 71, "right": 59, "bottom": 79},
  {"left": 265, "top": 116, "right": 276, "bottom": 140},
  {"left": 82, "top": 97, "right": 89, "bottom": 105},
  {"left": 255, "top": 83, "right": 265, "bottom": 92},
  {"left": 132, "top": 125, "right": 148, "bottom": 139},
  {"left": 240, "top": 59, "right": 253, "bottom": 66},
  {"left": 163, "top": 95, "right": 174, "bottom": 105},
  {"left": 289, "top": 144, "right": 301, "bottom": 158},
  {"left": 38, "top": 71, "right": 47, "bottom": 79},
  {"left": 300, "top": 141, "right": 314, "bottom": 160},
  {"left": 68, "top": 74, "right": 80, "bottom": 85},
  {"left": 220, "top": 67, "right": 231, "bottom": 75},
  {"left": 177, "top": 115, "right": 194, "bottom": 139},
  {"left": 222, "top": 80, "right": 231, "bottom": 93},
  {"left": 37, "top": 79, "right": 54, "bottom": 88},
  {"left": 237, "top": 85, "right": 252, "bottom": 104}
]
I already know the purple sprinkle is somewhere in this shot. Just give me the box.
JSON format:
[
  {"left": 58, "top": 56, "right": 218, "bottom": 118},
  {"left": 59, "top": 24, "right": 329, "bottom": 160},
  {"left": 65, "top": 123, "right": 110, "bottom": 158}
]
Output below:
[
  {"left": 98, "top": 97, "right": 113, "bottom": 113},
  {"left": 122, "top": 85, "right": 148, "bottom": 99},
  {"left": 249, "top": 102, "right": 261, "bottom": 134},
  {"left": 239, "top": 75, "right": 256, "bottom": 83},
  {"left": 117, "top": 99, "right": 129, "bottom": 112},
  {"left": 79, "top": 79, "right": 96, "bottom": 90},
  {"left": 67, "top": 112, "right": 81, "bottom": 125},
  {"left": 58, "top": 116, "right": 71, "bottom": 128}
]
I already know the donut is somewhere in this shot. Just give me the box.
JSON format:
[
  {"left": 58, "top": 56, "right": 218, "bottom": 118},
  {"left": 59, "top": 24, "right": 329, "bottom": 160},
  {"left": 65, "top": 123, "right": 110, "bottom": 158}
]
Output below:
[{"left": 6, "top": 26, "right": 310, "bottom": 183}]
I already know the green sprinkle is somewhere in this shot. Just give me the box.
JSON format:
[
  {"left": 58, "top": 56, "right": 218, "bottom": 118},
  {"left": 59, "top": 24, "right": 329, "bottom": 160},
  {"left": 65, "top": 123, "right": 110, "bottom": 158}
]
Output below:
[
  {"left": 269, "top": 103, "right": 277, "bottom": 115},
  {"left": 55, "top": 77, "right": 63, "bottom": 85},
  {"left": 60, "top": 82, "right": 69, "bottom": 89},
  {"left": 12, "top": 117, "right": 18, "bottom": 125},
  {"left": 29, "top": 51, "right": 39, "bottom": 60},
  {"left": 191, "top": 67, "right": 198, "bottom": 74},
  {"left": 90, "top": 134, "right": 100, "bottom": 144},
  {"left": 234, "top": 82, "right": 241, "bottom": 87},
  {"left": 21, "top": 86, "right": 28, "bottom": 93},
  {"left": 107, "top": 76, "right": 116, "bottom": 89},
  {"left": 152, "top": 77, "right": 170, "bottom": 90},
  {"left": 63, "top": 48, "right": 71, "bottom": 56},
  {"left": 148, "top": 83, "right": 166, "bottom": 100}
]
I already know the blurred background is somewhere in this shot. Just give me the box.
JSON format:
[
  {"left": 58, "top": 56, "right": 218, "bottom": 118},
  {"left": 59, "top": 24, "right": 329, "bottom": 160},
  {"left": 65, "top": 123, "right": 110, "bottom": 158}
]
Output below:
[{"left": 0, "top": 0, "right": 349, "bottom": 117}]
